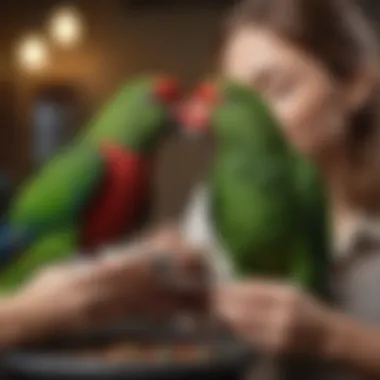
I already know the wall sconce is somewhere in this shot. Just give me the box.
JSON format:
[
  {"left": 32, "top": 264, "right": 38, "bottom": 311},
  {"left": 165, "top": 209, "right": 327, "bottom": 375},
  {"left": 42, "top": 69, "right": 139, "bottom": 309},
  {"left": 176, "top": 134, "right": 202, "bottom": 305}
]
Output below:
[
  {"left": 48, "top": 5, "right": 84, "bottom": 48},
  {"left": 16, "top": 33, "right": 49, "bottom": 73}
]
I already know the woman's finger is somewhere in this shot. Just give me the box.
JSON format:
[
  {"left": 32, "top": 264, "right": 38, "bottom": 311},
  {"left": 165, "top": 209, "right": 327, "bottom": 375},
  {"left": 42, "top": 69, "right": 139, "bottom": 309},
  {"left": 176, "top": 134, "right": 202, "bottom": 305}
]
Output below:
[
  {"left": 216, "top": 296, "right": 293, "bottom": 354},
  {"left": 215, "top": 289, "right": 270, "bottom": 327},
  {"left": 217, "top": 279, "right": 300, "bottom": 311},
  {"left": 216, "top": 282, "right": 279, "bottom": 314}
]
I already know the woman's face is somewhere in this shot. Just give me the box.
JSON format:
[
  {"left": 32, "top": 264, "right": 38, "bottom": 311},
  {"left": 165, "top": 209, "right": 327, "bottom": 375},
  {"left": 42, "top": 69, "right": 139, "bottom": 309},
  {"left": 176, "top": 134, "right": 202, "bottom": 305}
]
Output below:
[{"left": 221, "top": 26, "right": 350, "bottom": 157}]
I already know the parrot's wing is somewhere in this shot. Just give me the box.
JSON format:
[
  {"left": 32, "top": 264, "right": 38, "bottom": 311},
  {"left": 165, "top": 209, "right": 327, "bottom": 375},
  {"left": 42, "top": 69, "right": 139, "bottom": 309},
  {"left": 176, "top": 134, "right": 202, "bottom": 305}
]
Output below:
[
  {"left": 0, "top": 145, "right": 105, "bottom": 274},
  {"left": 294, "top": 157, "right": 331, "bottom": 299},
  {"left": 9, "top": 144, "right": 105, "bottom": 234}
]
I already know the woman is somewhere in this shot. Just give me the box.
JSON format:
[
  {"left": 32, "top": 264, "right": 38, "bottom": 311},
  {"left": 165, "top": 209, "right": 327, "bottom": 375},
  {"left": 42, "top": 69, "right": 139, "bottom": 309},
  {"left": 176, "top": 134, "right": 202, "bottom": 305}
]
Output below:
[{"left": 182, "top": 0, "right": 380, "bottom": 377}]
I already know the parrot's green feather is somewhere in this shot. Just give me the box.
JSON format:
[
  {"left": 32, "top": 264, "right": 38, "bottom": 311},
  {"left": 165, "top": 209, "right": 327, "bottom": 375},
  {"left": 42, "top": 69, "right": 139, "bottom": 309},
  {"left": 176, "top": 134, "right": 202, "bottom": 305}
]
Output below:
[
  {"left": 9, "top": 144, "right": 104, "bottom": 232},
  {"left": 0, "top": 145, "right": 102, "bottom": 290},
  {"left": 78, "top": 76, "right": 172, "bottom": 153},
  {"left": 208, "top": 79, "right": 330, "bottom": 295},
  {"left": 292, "top": 155, "right": 331, "bottom": 297}
]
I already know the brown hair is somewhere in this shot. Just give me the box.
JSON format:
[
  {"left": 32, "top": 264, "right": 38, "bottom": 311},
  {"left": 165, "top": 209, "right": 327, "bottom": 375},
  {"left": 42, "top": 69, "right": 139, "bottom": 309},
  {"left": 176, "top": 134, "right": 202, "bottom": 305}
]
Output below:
[
  {"left": 226, "top": 0, "right": 377, "bottom": 81},
  {"left": 224, "top": 0, "right": 380, "bottom": 210}
]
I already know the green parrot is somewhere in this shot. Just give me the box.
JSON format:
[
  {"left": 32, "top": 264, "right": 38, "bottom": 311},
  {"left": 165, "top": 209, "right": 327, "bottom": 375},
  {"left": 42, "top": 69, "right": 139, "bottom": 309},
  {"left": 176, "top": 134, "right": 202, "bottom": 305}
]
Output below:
[
  {"left": 180, "top": 78, "right": 330, "bottom": 298},
  {"left": 0, "top": 75, "right": 180, "bottom": 293}
]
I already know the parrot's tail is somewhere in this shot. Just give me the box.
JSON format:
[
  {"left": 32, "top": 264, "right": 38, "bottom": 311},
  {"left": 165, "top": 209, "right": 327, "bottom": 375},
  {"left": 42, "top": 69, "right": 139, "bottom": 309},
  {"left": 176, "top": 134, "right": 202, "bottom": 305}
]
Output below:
[{"left": 0, "top": 222, "right": 34, "bottom": 269}]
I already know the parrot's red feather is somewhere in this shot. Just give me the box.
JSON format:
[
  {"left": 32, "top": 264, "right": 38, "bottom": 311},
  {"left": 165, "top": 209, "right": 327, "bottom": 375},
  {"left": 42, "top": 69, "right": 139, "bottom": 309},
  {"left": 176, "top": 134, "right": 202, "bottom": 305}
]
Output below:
[{"left": 81, "top": 143, "right": 151, "bottom": 250}]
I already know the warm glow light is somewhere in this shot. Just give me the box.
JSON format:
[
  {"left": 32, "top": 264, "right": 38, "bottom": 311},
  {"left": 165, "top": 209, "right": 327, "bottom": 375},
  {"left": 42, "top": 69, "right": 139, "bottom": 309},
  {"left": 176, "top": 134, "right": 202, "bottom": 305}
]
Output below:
[
  {"left": 49, "top": 6, "right": 84, "bottom": 47},
  {"left": 16, "top": 34, "right": 49, "bottom": 73}
]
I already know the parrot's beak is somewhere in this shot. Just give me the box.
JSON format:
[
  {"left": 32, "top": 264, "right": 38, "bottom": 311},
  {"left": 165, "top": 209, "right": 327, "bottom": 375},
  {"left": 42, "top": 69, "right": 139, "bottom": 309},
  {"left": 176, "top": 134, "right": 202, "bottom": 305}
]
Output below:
[
  {"left": 176, "top": 82, "right": 218, "bottom": 139},
  {"left": 154, "top": 76, "right": 181, "bottom": 104},
  {"left": 176, "top": 99, "right": 211, "bottom": 138}
]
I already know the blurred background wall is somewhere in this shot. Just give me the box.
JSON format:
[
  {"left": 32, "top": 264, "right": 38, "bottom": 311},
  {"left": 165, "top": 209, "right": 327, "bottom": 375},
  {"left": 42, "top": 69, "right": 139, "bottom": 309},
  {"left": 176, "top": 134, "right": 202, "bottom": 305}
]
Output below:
[{"left": 0, "top": 0, "right": 378, "bottom": 220}]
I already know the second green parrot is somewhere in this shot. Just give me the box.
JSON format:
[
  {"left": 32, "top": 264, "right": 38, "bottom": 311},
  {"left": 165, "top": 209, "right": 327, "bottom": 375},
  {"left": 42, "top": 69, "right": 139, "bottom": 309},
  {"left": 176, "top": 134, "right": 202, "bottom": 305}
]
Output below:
[{"left": 180, "top": 78, "right": 330, "bottom": 297}]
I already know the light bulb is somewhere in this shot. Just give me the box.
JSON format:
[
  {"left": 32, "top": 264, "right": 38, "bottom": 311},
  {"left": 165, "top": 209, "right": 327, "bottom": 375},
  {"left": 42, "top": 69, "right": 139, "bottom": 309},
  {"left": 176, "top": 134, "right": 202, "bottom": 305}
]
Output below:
[
  {"left": 16, "top": 34, "right": 49, "bottom": 73},
  {"left": 49, "top": 6, "right": 84, "bottom": 47}
]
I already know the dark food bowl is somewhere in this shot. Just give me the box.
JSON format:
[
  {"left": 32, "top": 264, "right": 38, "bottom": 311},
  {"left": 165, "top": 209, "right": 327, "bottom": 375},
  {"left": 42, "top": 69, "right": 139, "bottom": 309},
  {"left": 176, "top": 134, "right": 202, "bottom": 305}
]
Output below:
[{"left": 1, "top": 318, "right": 256, "bottom": 380}]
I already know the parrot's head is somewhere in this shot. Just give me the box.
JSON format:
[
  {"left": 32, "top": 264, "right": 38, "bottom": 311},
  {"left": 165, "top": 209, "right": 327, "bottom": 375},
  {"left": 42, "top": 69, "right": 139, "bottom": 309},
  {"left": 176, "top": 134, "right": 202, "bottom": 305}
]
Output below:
[
  {"left": 84, "top": 75, "right": 182, "bottom": 154},
  {"left": 178, "top": 78, "right": 287, "bottom": 154},
  {"left": 122, "top": 75, "right": 182, "bottom": 153}
]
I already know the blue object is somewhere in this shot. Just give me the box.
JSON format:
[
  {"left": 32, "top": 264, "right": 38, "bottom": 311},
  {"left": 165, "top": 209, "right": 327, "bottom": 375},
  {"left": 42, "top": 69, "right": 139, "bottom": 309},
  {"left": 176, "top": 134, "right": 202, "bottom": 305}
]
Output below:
[{"left": 0, "top": 221, "right": 34, "bottom": 269}]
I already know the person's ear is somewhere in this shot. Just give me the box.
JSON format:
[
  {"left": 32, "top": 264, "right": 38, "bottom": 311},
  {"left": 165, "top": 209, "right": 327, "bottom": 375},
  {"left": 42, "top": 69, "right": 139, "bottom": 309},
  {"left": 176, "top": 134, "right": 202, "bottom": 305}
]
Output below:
[{"left": 344, "top": 65, "right": 376, "bottom": 112}]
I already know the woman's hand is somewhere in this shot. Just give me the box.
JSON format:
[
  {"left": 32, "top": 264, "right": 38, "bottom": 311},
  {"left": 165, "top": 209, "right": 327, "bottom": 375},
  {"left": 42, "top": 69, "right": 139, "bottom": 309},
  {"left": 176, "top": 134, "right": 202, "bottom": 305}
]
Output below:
[
  {"left": 214, "top": 280, "right": 380, "bottom": 376},
  {"left": 214, "top": 280, "right": 333, "bottom": 357},
  {"left": 0, "top": 227, "right": 210, "bottom": 347}
]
